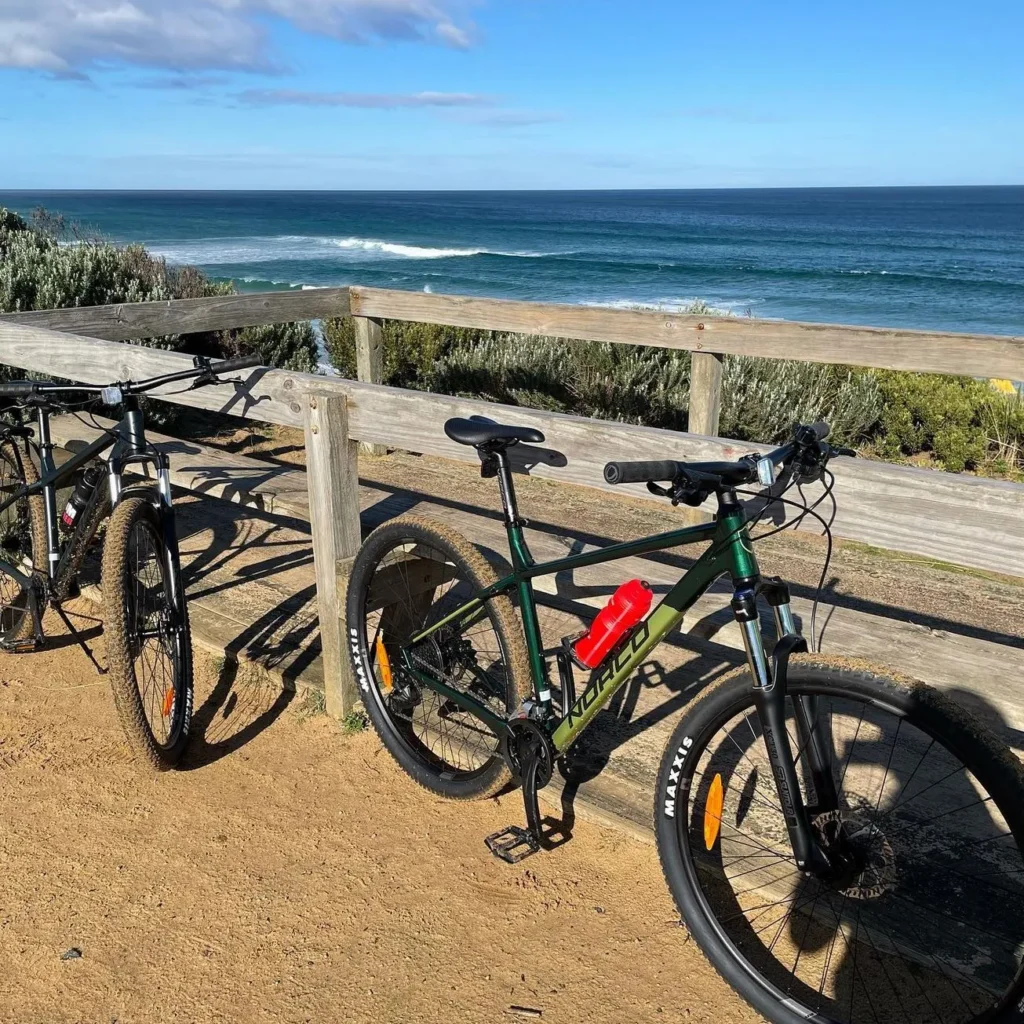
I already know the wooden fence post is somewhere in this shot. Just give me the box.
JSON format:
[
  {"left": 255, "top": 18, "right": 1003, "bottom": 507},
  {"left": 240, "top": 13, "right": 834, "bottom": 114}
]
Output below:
[
  {"left": 353, "top": 315, "right": 386, "bottom": 456},
  {"left": 689, "top": 352, "right": 724, "bottom": 437},
  {"left": 303, "top": 393, "right": 362, "bottom": 719}
]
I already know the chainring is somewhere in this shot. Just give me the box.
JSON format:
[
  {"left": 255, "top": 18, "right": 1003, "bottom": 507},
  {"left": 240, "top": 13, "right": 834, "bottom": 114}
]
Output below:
[{"left": 503, "top": 719, "right": 555, "bottom": 788}]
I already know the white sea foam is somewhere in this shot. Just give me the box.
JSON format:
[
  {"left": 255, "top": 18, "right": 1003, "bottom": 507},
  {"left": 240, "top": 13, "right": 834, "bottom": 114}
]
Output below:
[
  {"left": 146, "top": 234, "right": 557, "bottom": 266},
  {"left": 584, "top": 297, "right": 749, "bottom": 318},
  {"left": 327, "top": 236, "right": 484, "bottom": 259}
]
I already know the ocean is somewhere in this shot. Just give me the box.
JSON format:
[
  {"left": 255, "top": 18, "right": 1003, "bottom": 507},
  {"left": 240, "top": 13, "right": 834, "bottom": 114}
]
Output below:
[{"left": 1, "top": 187, "right": 1022, "bottom": 336}]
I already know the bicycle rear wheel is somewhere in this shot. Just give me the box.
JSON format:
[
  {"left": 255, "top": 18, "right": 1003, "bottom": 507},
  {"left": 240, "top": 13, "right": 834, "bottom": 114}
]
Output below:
[
  {"left": 102, "top": 496, "right": 193, "bottom": 769},
  {"left": 346, "top": 515, "right": 532, "bottom": 800},
  {"left": 656, "top": 656, "right": 1024, "bottom": 1024},
  {"left": 0, "top": 438, "right": 46, "bottom": 643}
]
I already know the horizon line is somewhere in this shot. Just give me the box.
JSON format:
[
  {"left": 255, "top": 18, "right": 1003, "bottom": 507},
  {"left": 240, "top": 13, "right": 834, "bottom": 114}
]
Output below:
[{"left": 2, "top": 184, "right": 1023, "bottom": 195}]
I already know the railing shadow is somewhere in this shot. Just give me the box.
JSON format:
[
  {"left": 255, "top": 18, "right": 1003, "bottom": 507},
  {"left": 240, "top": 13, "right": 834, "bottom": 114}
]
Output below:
[
  {"left": 182, "top": 581, "right": 323, "bottom": 770},
  {"left": 359, "top": 477, "right": 1024, "bottom": 653}
]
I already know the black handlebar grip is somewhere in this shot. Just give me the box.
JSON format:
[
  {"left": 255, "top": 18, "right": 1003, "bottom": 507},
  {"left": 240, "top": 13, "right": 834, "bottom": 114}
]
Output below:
[
  {"left": 604, "top": 459, "right": 679, "bottom": 485},
  {"left": 210, "top": 354, "right": 264, "bottom": 374},
  {"left": 0, "top": 380, "right": 37, "bottom": 397}
]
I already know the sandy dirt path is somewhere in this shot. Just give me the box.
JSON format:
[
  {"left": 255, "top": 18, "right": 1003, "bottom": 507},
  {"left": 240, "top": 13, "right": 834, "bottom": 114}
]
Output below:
[{"left": 0, "top": 617, "right": 758, "bottom": 1024}]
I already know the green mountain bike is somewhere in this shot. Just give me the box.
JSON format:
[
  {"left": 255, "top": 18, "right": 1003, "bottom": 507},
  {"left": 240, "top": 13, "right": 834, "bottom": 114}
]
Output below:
[{"left": 346, "top": 417, "right": 1024, "bottom": 1024}]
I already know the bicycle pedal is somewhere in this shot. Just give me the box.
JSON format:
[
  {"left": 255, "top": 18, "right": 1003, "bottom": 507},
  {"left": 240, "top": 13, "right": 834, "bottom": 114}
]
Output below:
[
  {"left": 0, "top": 637, "right": 39, "bottom": 653},
  {"left": 485, "top": 825, "right": 540, "bottom": 864}
]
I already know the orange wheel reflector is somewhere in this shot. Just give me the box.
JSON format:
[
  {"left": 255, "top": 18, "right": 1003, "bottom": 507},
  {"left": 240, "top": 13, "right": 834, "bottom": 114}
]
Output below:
[
  {"left": 704, "top": 773, "right": 724, "bottom": 851},
  {"left": 161, "top": 686, "right": 175, "bottom": 718},
  {"left": 374, "top": 634, "right": 394, "bottom": 692}
]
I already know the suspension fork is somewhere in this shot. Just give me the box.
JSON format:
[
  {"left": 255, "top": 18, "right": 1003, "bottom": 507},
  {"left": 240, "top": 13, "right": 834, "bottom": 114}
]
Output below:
[
  {"left": 732, "top": 581, "right": 832, "bottom": 874},
  {"left": 763, "top": 579, "right": 838, "bottom": 815},
  {"left": 154, "top": 458, "right": 185, "bottom": 621},
  {"left": 34, "top": 405, "right": 61, "bottom": 580}
]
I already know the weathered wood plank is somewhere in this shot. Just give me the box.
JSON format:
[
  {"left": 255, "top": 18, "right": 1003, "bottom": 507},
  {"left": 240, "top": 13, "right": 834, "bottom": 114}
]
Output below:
[
  {"left": 353, "top": 315, "right": 386, "bottom": 456},
  {"left": 0, "top": 322, "right": 305, "bottom": 426},
  {"left": 0, "top": 288, "right": 350, "bottom": 341},
  {"left": 688, "top": 351, "right": 724, "bottom": 436},
  {"left": 303, "top": 395, "right": 361, "bottom": 718},
  {"left": 321, "top": 381, "right": 1024, "bottom": 578},
  {"left": 349, "top": 286, "right": 1024, "bottom": 380}
]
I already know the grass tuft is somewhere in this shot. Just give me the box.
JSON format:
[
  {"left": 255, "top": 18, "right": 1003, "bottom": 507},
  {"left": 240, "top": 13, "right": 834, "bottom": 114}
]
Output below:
[{"left": 341, "top": 708, "right": 369, "bottom": 735}]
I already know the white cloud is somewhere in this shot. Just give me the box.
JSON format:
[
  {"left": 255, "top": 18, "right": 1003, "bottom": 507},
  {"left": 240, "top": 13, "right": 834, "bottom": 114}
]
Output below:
[
  {"left": 0, "top": 0, "right": 477, "bottom": 75},
  {"left": 238, "top": 88, "right": 492, "bottom": 108}
]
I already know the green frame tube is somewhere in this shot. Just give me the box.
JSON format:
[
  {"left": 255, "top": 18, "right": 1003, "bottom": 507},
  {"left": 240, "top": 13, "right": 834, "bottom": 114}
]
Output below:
[{"left": 407, "top": 505, "right": 759, "bottom": 755}]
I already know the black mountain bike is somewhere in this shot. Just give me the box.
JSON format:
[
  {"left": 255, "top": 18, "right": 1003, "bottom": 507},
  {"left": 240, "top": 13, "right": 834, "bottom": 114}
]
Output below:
[
  {"left": 346, "top": 416, "right": 1024, "bottom": 1024},
  {"left": 0, "top": 354, "right": 262, "bottom": 768}
]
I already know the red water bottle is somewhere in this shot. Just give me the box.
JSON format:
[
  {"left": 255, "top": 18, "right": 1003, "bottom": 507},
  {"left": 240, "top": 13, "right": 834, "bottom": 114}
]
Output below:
[{"left": 572, "top": 579, "right": 653, "bottom": 669}]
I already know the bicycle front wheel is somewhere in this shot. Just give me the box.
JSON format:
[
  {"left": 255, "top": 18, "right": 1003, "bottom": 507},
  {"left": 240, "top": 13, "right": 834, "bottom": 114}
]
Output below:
[
  {"left": 656, "top": 656, "right": 1024, "bottom": 1024},
  {"left": 102, "top": 496, "right": 193, "bottom": 769}
]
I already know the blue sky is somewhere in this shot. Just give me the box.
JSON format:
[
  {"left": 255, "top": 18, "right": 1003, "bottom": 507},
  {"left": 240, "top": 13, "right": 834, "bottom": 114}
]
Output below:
[{"left": 1, "top": 0, "right": 1022, "bottom": 189}]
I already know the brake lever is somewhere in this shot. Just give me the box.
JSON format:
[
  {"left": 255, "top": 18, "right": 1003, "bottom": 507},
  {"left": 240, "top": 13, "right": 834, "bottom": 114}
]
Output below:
[{"left": 647, "top": 474, "right": 709, "bottom": 508}]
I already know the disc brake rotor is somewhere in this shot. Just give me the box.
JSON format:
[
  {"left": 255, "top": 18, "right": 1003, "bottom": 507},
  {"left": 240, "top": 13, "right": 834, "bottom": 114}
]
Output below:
[{"left": 812, "top": 809, "right": 897, "bottom": 899}]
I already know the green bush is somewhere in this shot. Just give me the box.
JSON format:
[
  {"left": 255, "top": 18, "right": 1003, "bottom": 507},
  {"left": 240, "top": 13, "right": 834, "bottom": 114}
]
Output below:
[
  {"left": 872, "top": 371, "right": 1022, "bottom": 473},
  {"left": 0, "top": 207, "right": 318, "bottom": 372},
  {"left": 720, "top": 358, "right": 880, "bottom": 446}
]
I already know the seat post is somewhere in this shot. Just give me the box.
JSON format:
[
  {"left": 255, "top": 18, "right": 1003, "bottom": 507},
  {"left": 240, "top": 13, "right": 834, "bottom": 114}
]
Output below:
[{"left": 492, "top": 448, "right": 522, "bottom": 527}]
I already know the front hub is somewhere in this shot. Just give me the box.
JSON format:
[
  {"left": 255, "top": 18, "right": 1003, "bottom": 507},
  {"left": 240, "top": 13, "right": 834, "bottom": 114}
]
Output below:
[{"left": 811, "top": 809, "right": 896, "bottom": 898}]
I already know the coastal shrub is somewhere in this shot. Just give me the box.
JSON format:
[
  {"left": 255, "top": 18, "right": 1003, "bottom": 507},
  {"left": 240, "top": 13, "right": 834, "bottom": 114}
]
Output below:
[
  {"left": 872, "top": 371, "right": 1024, "bottom": 474},
  {"left": 720, "top": 358, "right": 880, "bottom": 445},
  {"left": 0, "top": 207, "right": 318, "bottom": 372},
  {"left": 323, "top": 312, "right": 1024, "bottom": 476}
]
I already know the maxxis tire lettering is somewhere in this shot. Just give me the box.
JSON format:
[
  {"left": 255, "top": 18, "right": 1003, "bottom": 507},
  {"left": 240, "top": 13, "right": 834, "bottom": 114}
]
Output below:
[{"left": 663, "top": 736, "right": 692, "bottom": 818}]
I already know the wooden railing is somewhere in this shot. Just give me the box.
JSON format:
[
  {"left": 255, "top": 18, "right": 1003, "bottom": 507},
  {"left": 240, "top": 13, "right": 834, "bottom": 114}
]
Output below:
[
  {"left": 1, "top": 286, "right": 1022, "bottom": 716},
  {"left": 5, "top": 284, "right": 1023, "bottom": 437}
]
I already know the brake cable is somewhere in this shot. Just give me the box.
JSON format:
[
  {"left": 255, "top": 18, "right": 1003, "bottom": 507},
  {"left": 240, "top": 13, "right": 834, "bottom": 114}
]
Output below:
[{"left": 736, "top": 468, "right": 838, "bottom": 652}]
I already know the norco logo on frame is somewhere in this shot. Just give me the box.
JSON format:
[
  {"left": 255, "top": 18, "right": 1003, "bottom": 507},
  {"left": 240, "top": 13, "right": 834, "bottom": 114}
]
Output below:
[{"left": 565, "top": 620, "right": 652, "bottom": 730}]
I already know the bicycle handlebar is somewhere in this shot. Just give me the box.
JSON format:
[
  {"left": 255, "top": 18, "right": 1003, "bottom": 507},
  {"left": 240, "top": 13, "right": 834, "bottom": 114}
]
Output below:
[
  {"left": 0, "top": 353, "right": 265, "bottom": 402},
  {"left": 603, "top": 422, "right": 838, "bottom": 492},
  {"left": 603, "top": 459, "right": 679, "bottom": 485},
  {"left": 209, "top": 354, "right": 264, "bottom": 374},
  {"left": 0, "top": 380, "right": 40, "bottom": 398}
]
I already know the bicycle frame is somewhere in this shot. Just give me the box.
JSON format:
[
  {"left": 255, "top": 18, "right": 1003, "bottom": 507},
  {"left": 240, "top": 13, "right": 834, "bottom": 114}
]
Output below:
[
  {"left": 398, "top": 447, "right": 838, "bottom": 872},
  {"left": 0, "top": 399, "right": 184, "bottom": 619},
  {"left": 404, "top": 514, "right": 744, "bottom": 748}
]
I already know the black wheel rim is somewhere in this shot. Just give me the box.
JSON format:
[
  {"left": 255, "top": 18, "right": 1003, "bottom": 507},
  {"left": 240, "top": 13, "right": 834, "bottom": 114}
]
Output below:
[
  {"left": 675, "top": 684, "right": 1024, "bottom": 1024},
  {"left": 358, "top": 539, "right": 513, "bottom": 782},
  {"left": 125, "top": 518, "right": 185, "bottom": 749}
]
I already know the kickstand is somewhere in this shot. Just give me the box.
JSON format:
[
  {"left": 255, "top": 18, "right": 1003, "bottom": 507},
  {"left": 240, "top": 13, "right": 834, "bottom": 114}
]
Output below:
[
  {"left": 53, "top": 601, "right": 107, "bottom": 675},
  {"left": 485, "top": 746, "right": 545, "bottom": 864}
]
